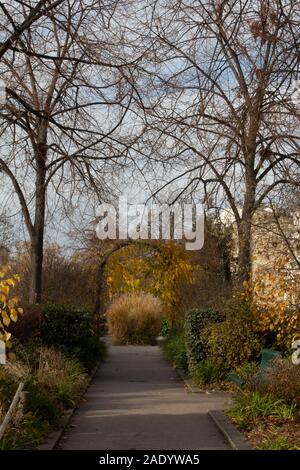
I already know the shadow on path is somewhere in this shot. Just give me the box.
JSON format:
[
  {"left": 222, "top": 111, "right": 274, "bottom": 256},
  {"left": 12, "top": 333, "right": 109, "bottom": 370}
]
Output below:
[{"left": 61, "top": 339, "right": 231, "bottom": 450}]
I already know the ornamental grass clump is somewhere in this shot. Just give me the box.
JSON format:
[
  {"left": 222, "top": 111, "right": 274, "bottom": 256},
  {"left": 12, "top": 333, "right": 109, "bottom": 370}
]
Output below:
[
  {"left": 251, "top": 358, "right": 300, "bottom": 407},
  {"left": 107, "top": 292, "right": 163, "bottom": 345}
]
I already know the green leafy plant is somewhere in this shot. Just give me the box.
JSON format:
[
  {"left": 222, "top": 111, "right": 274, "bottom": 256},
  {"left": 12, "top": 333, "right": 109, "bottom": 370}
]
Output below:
[
  {"left": 191, "top": 360, "right": 226, "bottom": 385},
  {"left": 257, "top": 435, "right": 295, "bottom": 450},
  {"left": 184, "top": 308, "right": 221, "bottom": 369},
  {"left": 203, "top": 315, "right": 262, "bottom": 370},
  {"left": 162, "top": 331, "right": 188, "bottom": 370},
  {"left": 160, "top": 318, "right": 171, "bottom": 337},
  {"left": 25, "top": 384, "right": 60, "bottom": 425},
  {"left": 227, "top": 391, "right": 295, "bottom": 429},
  {"left": 0, "top": 413, "right": 49, "bottom": 450},
  {"left": 233, "top": 362, "right": 260, "bottom": 384},
  {"left": 41, "top": 304, "right": 104, "bottom": 370}
]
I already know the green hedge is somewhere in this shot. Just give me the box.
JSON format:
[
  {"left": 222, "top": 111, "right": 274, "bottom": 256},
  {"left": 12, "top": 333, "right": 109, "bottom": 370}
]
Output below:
[
  {"left": 184, "top": 308, "right": 221, "bottom": 369},
  {"left": 203, "top": 316, "right": 262, "bottom": 370},
  {"left": 41, "top": 304, "right": 105, "bottom": 370}
]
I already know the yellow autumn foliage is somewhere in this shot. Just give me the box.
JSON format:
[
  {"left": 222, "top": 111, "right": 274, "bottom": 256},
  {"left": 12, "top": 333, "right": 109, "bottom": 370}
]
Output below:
[
  {"left": 0, "top": 265, "right": 22, "bottom": 355},
  {"left": 242, "top": 267, "right": 300, "bottom": 348},
  {"left": 106, "top": 242, "right": 197, "bottom": 322}
]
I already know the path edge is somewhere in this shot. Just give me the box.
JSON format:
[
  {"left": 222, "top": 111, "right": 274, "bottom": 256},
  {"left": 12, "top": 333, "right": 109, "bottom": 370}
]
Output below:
[{"left": 208, "top": 410, "right": 253, "bottom": 450}]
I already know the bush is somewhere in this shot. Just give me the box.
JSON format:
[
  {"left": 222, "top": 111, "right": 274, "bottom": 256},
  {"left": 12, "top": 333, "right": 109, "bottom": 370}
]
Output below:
[
  {"left": 162, "top": 331, "right": 188, "bottom": 370},
  {"left": 251, "top": 358, "right": 300, "bottom": 407},
  {"left": 190, "top": 360, "right": 226, "bottom": 385},
  {"left": 202, "top": 315, "right": 262, "bottom": 371},
  {"left": 11, "top": 304, "right": 41, "bottom": 343},
  {"left": 184, "top": 308, "right": 221, "bottom": 369},
  {"left": 242, "top": 272, "right": 300, "bottom": 349},
  {"left": 227, "top": 391, "right": 295, "bottom": 429},
  {"left": 75, "top": 335, "right": 106, "bottom": 371},
  {"left": 25, "top": 384, "right": 60, "bottom": 425},
  {"left": 107, "top": 292, "right": 163, "bottom": 345},
  {"left": 41, "top": 304, "right": 104, "bottom": 370}
]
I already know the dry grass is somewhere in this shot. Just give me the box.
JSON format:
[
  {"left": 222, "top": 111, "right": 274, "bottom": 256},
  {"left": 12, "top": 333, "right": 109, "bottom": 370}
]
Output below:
[
  {"left": 244, "top": 417, "right": 300, "bottom": 450},
  {"left": 250, "top": 358, "right": 300, "bottom": 407},
  {"left": 35, "top": 347, "right": 87, "bottom": 405},
  {"left": 107, "top": 292, "right": 163, "bottom": 345},
  {"left": 2, "top": 360, "right": 31, "bottom": 382}
]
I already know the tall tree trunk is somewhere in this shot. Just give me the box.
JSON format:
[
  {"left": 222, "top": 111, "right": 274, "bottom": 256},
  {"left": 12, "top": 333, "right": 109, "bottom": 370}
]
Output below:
[
  {"left": 237, "top": 216, "right": 253, "bottom": 284},
  {"left": 29, "top": 137, "right": 47, "bottom": 304},
  {"left": 237, "top": 166, "right": 256, "bottom": 284}
]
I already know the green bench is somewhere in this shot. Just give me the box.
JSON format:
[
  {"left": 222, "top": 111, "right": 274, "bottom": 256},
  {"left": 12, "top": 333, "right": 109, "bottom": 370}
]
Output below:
[{"left": 228, "top": 348, "right": 282, "bottom": 388}]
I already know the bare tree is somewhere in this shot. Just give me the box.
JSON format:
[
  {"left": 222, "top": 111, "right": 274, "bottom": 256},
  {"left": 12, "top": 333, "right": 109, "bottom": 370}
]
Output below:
[
  {"left": 135, "top": 0, "right": 300, "bottom": 283},
  {"left": 0, "top": 0, "right": 144, "bottom": 303},
  {"left": 0, "top": 0, "right": 65, "bottom": 60}
]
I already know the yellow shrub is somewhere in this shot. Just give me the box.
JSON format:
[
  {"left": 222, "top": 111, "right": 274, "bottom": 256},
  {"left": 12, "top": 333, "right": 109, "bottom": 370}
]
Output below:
[
  {"left": 242, "top": 269, "right": 300, "bottom": 349},
  {"left": 0, "top": 265, "right": 22, "bottom": 358},
  {"left": 107, "top": 292, "right": 163, "bottom": 345},
  {"left": 106, "top": 242, "right": 196, "bottom": 323}
]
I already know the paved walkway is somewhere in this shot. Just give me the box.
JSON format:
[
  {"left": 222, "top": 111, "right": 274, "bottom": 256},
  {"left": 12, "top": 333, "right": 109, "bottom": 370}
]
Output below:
[{"left": 61, "top": 341, "right": 231, "bottom": 450}]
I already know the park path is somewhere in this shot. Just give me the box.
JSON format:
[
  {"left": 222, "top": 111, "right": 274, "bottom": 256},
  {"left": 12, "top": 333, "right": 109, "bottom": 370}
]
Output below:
[{"left": 61, "top": 340, "right": 231, "bottom": 450}]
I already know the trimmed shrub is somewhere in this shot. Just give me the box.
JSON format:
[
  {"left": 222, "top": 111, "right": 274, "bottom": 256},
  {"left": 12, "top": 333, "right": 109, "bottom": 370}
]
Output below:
[
  {"left": 41, "top": 304, "right": 104, "bottom": 370},
  {"left": 41, "top": 304, "right": 91, "bottom": 348},
  {"left": 201, "top": 315, "right": 262, "bottom": 370},
  {"left": 184, "top": 308, "right": 221, "bottom": 369},
  {"left": 190, "top": 360, "right": 226, "bottom": 385},
  {"left": 162, "top": 331, "right": 188, "bottom": 370},
  {"left": 202, "top": 315, "right": 262, "bottom": 371},
  {"left": 107, "top": 292, "right": 163, "bottom": 345}
]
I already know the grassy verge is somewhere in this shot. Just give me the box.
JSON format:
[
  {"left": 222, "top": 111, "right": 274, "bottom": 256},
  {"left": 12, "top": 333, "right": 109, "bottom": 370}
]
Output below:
[
  {"left": 0, "top": 340, "right": 106, "bottom": 449},
  {"left": 227, "top": 390, "right": 300, "bottom": 450}
]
